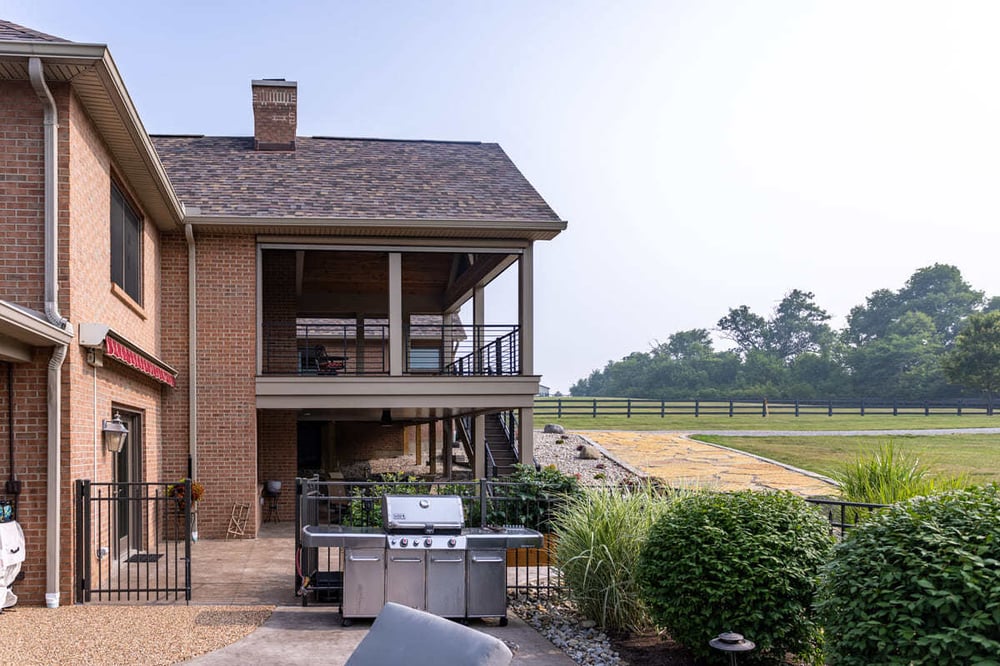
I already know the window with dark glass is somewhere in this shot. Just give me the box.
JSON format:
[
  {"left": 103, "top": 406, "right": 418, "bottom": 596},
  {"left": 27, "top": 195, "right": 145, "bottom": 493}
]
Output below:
[{"left": 110, "top": 183, "right": 142, "bottom": 304}]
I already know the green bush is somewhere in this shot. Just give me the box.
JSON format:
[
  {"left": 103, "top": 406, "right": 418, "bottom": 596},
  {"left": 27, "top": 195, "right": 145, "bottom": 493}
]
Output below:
[
  {"left": 834, "top": 441, "right": 969, "bottom": 505},
  {"left": 493, "top": 463, "right": 582, "bottom": 531},
  {"left": 637, "top": 491, "right": 832, "bottom": 664},
  {"left": 553, "top": 483, "right": 674, "bottom": 633},
  {"left": 344, "top": 473, "right": 423, "bottom": 527},
  {"left": 817, "top": 485, "right": 1000, "bottom": 665}
]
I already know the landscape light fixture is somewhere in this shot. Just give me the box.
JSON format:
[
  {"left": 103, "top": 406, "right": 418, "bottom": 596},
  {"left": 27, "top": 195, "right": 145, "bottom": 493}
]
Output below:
[
  {"left": 709, "top": 632, "right": 755, "bottom": 666},
  {"left": 380, "top": 409, "right": 393, "bottom": 427},
  {"left": 102, "top": 411, "right": 129, "bottom": 453}
]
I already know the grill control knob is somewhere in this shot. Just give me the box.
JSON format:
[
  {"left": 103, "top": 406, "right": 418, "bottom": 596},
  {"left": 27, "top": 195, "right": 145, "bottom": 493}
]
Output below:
[
  {"left": 424, "top": 538, "right": 432, "bottom": 547},
  {"left": 400, "top": 538, "right": 408, "bottom": 547},
  {"left": 448, "top": 538, "right": 457, "bottom": 548}
]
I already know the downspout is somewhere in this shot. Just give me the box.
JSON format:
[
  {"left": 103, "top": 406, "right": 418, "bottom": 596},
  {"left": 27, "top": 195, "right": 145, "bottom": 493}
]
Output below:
[
  {"left": 184, "top": 224, "right": 197, "bottom": 480},
  {"left": 29, "top": 57, "right": 70, "bottom": 609}
]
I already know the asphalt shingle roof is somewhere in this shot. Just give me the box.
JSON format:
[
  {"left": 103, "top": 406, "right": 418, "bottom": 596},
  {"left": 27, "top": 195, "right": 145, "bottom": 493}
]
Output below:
[
  {"left": 151, "top": 135, "right": 561, "bottom": 221},
  {"left": 0, "top": 19, "right": 69, "bottom": 43}
]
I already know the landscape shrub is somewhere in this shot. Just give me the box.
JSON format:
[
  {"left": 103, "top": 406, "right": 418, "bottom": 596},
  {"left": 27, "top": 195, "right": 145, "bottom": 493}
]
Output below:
[
  {"left": 553, "top": 483, "right": 674, "bottom": 633},
  {"left": 637, "top": 490, "right": 832, "bottom": 664},
  {"left": 817, "top": 485, "right": 1000, "bottom": 665},
  {"left": 834, "top": 440, "right": 969, "bottom": 505},
  {"left": 493, "top": 463, "right": 582, "bottom": 531},
  {"left": 344, "top": 473, "right": 423, "bottom": 527}
]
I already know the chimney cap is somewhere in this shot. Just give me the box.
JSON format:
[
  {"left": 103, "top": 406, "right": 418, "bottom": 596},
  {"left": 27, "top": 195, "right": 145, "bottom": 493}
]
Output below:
[{"left": 251, "top": 79, "right": 297, "bottom": 88}]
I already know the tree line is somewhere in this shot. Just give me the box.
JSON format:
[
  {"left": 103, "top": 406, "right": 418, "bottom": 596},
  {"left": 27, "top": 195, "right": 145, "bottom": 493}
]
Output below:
[{"left": 570, "top": 264, "right": 1000, "bottom": 402}]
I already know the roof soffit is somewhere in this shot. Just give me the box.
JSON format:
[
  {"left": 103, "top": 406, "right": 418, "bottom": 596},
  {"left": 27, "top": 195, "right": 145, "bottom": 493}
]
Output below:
[
  {"left": 184, "top": 215, "right": 566, "bottom": 241},
  {"left": 0, "top": 40, "right": 184, "bottom": 230}
]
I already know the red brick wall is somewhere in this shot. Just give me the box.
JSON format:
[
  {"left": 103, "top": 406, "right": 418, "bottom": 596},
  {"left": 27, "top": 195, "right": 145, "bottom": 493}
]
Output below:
[
  {"left": 193, "top": 233, "right": 257, "bottom": 538},
  {"left": 0, "top": 356, "right": 51, "bottom": 604},
  {"left": 160, "top": 233, "right": 190, "bottom": 482},
  {"left": 260, "top": 249, "right": 297, "bottom": 373},
  {"left": 257, "top": 410, "right": 297, "bottom": 524},
  {"left": 335, "top": 422, "right": 404, "bottom": 463},
  {"left": 0, "top": 81, "right": 46, "bottom": 309}
]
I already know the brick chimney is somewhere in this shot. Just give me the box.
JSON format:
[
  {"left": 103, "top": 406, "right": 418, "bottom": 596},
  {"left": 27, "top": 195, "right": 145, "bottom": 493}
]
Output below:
[{"left": 251, "top": 79, "right": 297, "bottom": 151}]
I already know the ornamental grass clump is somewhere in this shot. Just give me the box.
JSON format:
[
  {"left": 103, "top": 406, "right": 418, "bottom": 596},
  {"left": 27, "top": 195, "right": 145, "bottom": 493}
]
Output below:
[
  {"left": 552, "top": 482, "right": 675, "bottom": 634},
  {"left": 637, "top": 490, "right": 832, "bottom": 664},
  {"left": 834, "top": 440, "right": 969, "bottom": 505},
  {"left": 817, "top": 484, "right": 1000, "bottom": 665}
]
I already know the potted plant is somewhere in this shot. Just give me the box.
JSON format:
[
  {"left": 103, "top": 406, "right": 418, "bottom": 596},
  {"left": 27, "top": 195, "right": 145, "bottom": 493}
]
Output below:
[{"left": 165, "top": 478, "right": 204, "bottom": 540}]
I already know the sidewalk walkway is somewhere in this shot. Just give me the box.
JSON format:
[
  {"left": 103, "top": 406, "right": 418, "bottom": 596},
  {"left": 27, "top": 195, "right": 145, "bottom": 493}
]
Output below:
[{"left": 578, "top": 431, "right": 838, "bottom": 496}]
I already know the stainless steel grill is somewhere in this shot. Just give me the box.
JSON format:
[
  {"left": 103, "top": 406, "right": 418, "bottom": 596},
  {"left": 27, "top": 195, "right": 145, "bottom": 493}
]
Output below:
[{"left": 300, "top": 494, "right": 542, "bottom": 626}]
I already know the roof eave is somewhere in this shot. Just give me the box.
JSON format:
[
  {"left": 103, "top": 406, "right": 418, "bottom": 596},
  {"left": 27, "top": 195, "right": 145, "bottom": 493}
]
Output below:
[
  {"left": 0, "top": 40, "right": 185, "bottom": 230},
  {"left": 185, "top": 215, "right": 568, "bottom": 241}
]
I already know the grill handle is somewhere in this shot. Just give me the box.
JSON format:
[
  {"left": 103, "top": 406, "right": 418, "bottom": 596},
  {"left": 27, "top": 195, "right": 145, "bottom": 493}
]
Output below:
[
  {"left": 347, "top": 555, "right": 382, "bottom": 562},
  {"left": 471, "top": 556, "right": 504, "bottom": 563},
  {"left": 430, "top": 557, "right": 464, "bottom": 563},
  {"left": 389, "top": 556, "right": 423, "bottom": 563}
]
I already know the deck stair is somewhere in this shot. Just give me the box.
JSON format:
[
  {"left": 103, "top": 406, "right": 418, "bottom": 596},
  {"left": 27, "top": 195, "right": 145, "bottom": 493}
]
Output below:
[{"left": 483, "top": 412, "right": 518, "bottom": 477}]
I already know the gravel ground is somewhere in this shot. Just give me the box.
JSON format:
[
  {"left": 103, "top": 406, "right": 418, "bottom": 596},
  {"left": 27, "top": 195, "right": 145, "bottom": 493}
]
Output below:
[
  {"left": 361, "top": 430, "right": 643, "bottom": 486},
  {"left": 509, "top": 595, "right": 625, "bottom": 666},
  {"left": 531, "top": 432, "right": 641, "bottom": 486},
  {"left": 0, "top": 605, "right": 271, "bottom": 665}
]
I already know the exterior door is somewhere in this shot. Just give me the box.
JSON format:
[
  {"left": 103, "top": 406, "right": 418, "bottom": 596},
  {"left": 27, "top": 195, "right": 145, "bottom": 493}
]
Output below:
[{"left": 114, "top": 410, "right": 142, "bottom": 557}]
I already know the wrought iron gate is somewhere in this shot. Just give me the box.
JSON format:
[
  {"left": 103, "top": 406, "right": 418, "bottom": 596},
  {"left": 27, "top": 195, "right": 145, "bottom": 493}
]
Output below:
[{"left": 75, "top": 479, "right": 191, "bottom": 602}]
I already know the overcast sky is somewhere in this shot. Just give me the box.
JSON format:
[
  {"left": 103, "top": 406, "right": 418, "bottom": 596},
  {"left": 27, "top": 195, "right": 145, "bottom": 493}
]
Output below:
[{"left": 8, "top": 1, "right": 1000, "bottom": 392}]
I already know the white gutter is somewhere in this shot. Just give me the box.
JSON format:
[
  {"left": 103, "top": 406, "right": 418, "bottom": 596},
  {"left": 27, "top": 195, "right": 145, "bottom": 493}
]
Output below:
[
  {"left": 29, "top": 56, "right": 70, "bottom": 609},
  {"left": 184, "top": 224, "right": 198, "bottom": 479}
]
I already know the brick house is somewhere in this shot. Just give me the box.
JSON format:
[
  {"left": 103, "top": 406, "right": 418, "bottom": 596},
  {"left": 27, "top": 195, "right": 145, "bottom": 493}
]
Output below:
[{"left": 0, "top": 20, "right": 564, "bottom": 605}]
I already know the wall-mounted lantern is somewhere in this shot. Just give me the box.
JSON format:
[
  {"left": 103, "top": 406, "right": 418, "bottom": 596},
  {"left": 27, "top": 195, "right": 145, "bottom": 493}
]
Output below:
[{"left": 102, "top": 411, "right": 129, "bottom": 453}]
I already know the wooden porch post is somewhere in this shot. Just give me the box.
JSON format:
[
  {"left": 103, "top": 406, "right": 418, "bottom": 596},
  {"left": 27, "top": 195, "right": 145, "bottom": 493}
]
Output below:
[
  {"left": 429, "top": 415, "right": 437, "bottom": 475},
  {"left": 389, "top": 252, "right": 403, "bottom": 376},
  {"left": 474, "top": 413, "right": 486, "bottom": 478},
  {"left": 415, "top": 424, "right": 423, "bottom": 466},
  {"left": 443, "top": 417, "right": 454, "bottom": 480}
]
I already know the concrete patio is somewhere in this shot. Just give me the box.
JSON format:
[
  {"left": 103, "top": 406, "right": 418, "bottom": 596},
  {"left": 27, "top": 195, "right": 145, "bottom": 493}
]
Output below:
[{"left": 183, "top": 521, "right": 574, "bottom": 665}]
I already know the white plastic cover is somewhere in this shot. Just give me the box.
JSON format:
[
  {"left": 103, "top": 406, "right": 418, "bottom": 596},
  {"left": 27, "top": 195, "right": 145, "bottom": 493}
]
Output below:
[{"left": 1, "top": 520, "right": 24, "bottom": 609}]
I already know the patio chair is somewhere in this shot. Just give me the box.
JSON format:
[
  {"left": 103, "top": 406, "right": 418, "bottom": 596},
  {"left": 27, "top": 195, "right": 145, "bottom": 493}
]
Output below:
[{"left": 313, "top": 345, "right": 347, "bottom": 375}]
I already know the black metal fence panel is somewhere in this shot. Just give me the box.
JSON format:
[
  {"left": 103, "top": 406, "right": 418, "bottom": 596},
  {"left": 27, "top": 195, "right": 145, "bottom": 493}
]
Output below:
[
  {"left": 295, "top": 478, "right": 563, "bottom": 601},
  {"left": 75, "top": 479, "right": 191, "bottom": 603},
  {"left": 294, "top": 479, "right": 882, "bottom": 602}
]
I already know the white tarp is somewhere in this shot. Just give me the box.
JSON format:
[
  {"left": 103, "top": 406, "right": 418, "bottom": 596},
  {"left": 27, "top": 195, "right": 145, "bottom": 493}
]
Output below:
[{"left": 0, "top": 520, "right": 25, "bottom": 609}]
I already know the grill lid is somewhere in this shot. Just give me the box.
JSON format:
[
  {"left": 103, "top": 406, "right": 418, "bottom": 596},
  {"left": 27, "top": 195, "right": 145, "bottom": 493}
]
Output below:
[{"left": 382, "top": 495, "right": 465, "bottom": 533}]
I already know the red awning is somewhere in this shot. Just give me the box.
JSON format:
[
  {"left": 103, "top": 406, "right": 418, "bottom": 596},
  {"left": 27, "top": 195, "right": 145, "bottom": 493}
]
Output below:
[{"left": 104, "top": 337, "right": 177, "bottom": 387}]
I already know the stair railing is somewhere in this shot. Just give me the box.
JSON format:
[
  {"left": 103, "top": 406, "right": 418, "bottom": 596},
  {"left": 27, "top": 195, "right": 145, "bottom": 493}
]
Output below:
[{"left": 456, "top": 415, "right": 475, "bottom": 469}]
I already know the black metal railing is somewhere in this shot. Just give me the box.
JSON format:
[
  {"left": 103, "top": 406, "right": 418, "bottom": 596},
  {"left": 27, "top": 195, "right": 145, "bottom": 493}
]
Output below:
[
  {"left": 294, "top": 479, "right": 891, "bottom": 605},
  {"left": 75, "top": 480, "right": 191, "bottom": 603},
  {"left": 806, "top": 497, "right": 888, "bottom": 535},
  {"left": 262, "top": 321, "right": 389, "bottom": 376},
  {"left": 261, "top": 322, "right": 520, "bottom": 377},
  {"left": 295, "top": 478, "right": 563, "bottom": 600},
  {"left": 441, "top": 326, "right": 519, "bottom": 376}
]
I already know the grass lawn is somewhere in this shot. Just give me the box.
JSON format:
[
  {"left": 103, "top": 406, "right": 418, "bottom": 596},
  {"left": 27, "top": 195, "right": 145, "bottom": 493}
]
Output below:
[
  {"left": 692, "top": 434, "right": 1000, "bottom": 484},
  {"left": 541, "top": 411, "right": 1000, "bottom": 432}
]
